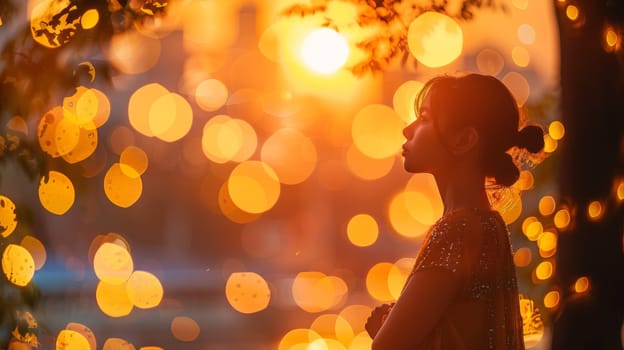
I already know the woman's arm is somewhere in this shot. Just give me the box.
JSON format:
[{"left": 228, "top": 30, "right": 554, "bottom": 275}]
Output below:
[{"left": 371, "top": 268, "right": 462, "bottom": 350}]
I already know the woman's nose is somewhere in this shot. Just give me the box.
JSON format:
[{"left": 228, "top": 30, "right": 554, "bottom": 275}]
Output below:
[{"left": 403, "top": 123, "right": 414, "bottom": 139}]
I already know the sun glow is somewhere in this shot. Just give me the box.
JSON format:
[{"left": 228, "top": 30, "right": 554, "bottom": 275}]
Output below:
[{"left": 300, "top": 28, "right": 349, "bottom": 74}]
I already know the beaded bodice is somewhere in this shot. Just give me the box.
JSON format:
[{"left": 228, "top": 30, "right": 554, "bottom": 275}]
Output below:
[{"left": 411, "top": 208, "right": 525, "bottom": 349}]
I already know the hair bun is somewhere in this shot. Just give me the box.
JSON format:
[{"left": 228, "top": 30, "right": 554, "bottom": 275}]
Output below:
[{"left": 517, "top": 125, "right": 544, "bottom": 153}]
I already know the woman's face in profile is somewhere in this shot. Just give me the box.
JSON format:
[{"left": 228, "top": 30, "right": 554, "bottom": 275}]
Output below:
[{"left": 401, "top": 89, "right": 448, "bottom": 174}]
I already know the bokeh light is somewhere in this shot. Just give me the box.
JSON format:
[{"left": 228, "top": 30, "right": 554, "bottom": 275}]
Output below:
[
  {"left": 0, "top": 195, "right": 17, "bottom": 238},
  {"left": 292, "top": 272, "right": 345, "bottom": 313},
  {"left": 261, "top": 128, "right": 317, "bottom": 185},
  {"left": 554, "top": 208, "right": 571, "bottom": 230},
  {"left": 96, "top": 280, "right": 133, "bottom": 318},
  {"left": 109, "top": 30, "right": 161, "bottom": 75},
  {"left": 81, "top": 8, "right": 99, "bottom": 29},
  {"left": 227, "top": 161, "right": 280, "bottom": 214},
  {"left": 148, "top": 92, "right": 193, "bottom": 142},
  {"left": 513, "top": 247, "right": 532, "bottom": 267},
  {"left": 103, "top": 338, "right": 136, "bottom": 350},
  {"left": 300, "top": 28, "right": 349, "bottom": 75},
  {"left": 128, "top": 83, "right": 170, "bottom": 137},
  {"left": 548, "top": 120, "right": 565, "bottom": 140},
  {"left": 352, "top": 104, "right": 405, "bottom": 159},
  {"left": 538, "top": 195, "right": 556, "bottom": 216},
  {"left": 225, "top": 272, "right": 271, "bottom": 314},
  {"left": 38, "top": 106, "right": 80, "bottom": 158},
  {"left": 126, "top": 270, "right": 164, "bottom": 309},
  {"left": 38, "top": 171, "right": 75, "bottom": 215},
  {"left": 278, "top": 328, "right": 323, "bottom": 350},
  {"left": 104, "top": 163, "right": 143, "bottom": 208},
  {"left": 511, "top": 46, "right": 530, "bottom": 67},
  {"left": 346, "top": 214, "right": 378, "bottom": 247},
  {"left": 574, "top": 276, "right": 590, "bottom": 293},
  {"left": 388, "top": 258, "right": 415, "bottom": 299},
  {"left": 93, "top": 242, "right": 134, "bottom": 285},
  {"left": 120, "top": 146, "right": 148, "bottom": 178},
  {"left": 502, "top": 72, "right": 530, "bottom": 106},
  {"left": 56, "top": 329, "right": 91, "bottom": 350},
  {"left": 535, "top": 261, "right": 554, "bottom": 281},
  {"left": 202, "top": 115, "right": 257, "bottom": 163},
  {"left": 476, "top": 48, "right": 505, "bottom": 76},
  {"left": 544, "top": 290, "right": 560, "bottom": 309},
  {"left": 407, "top": 12, "right": 463, "bottom": 68},
  {"left": 366, "top": 262, "right": 395, "bottom": 302},
  {"left": 2, "top": 244, "right": 35, "bottom": 287},
  {"left": 345, "top": 145, "right": 395, "bottom": 181},
  {"left": 587, "top": 200, "right": 603, "bottom": 221},
  {"left": 65, "top": 322, "right": 97, "bottom": 350},
  {"left": 195, "top": 79, "right": 229, "bottom": 111},
  {"left": 517, "top": 24, "right": 536, "bottom": 45},
  {"left": 393, "top": 80, "right": 424, "bottom": 123},
  {"left": 171, "top": 316, "right": 201, "bottom": 342},
  {"left": 20, "top": 235, "right": 47, "bottom": 270}
]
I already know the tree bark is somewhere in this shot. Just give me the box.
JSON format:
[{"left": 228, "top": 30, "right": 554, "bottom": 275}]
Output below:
[{"left": 551, "top": 1, "right": 624, "bottom": 348}]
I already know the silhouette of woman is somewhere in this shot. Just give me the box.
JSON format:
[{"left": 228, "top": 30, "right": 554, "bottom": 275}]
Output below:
[{"left": 366, "top": 73, "right": 544, "bottom": 349}]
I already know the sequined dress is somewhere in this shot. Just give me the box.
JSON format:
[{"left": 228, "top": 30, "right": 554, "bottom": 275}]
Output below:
[{"left": 409, "top": 208, "right": 525, "bottom": 349}]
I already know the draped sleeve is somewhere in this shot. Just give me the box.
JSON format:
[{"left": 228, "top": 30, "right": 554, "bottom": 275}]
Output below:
[{"left": 412, "top": 210, "right": 483, "bottom": 283}]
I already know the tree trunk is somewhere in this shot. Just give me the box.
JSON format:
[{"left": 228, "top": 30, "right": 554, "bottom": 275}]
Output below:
[{"left": 551, "top": 1, "right": 624, "bottom": 348}]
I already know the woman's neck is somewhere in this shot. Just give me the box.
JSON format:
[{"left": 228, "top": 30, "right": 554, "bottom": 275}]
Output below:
[{"left": 434, "top": 164, "right": 491, "bottom": 215}]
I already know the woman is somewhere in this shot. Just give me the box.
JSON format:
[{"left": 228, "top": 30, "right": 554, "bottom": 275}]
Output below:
[{"left": 365, "top": 73, "right": 544, "bottom": 349}]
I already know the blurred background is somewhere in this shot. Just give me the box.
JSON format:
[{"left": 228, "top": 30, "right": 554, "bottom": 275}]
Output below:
[{"left": 0, "top": 0, "right": 622, "bottom": 349}]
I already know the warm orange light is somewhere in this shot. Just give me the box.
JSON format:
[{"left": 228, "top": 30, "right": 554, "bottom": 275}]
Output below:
[
  {"left": 549, "top": 120, "right": 565, "bottom": 140},
  {"left": 126, "top": 270, "right": 163, "bottom": 309},
  {"left": 339, "top": 305, "right": 372, "bottom": 335},
  {"left": 605, "top": 27, "right": 619, "bottom": 48},
  {"left": 574, "top": 276, "right": 590, "bottom": 293},
  {"left": 0, "top": 195, "right": 17, "bottom": 238},
  {"left": 120, "top": 146, "right": 148, "bottom": 178},
  {"left": 20, "top": 236, "right": 47, "bottom": 270},
  {"left": 96, "top": 280, "right": 133, "bottom": 317},
  {"left": 225, "top": 272, "right": 271, "bottom": 314},
  {"left": 476, "top": 48, "right": 505, "bottom": 76},
  {"left": 535, "top": 261, "right": 553, "bottom": 280},
  {"left": 65, "top": 322, "right": 97, "bottom": 350},
  {"left": 587, "top": 200, "right": 603, "bottom": 220},
  {"left": 81, "top": 9, "right": 99, "bottom": 29},
  {"left": 516, "top": 170, "right": 535, "bottom": 190},
  {"left": 103, "top": 337, "right": 135, "bottom": 350},
  {"left": 566, "top": 5, "right": 579, "bottom": 20},
  {"left": 109, "top": 30, "right": 161, "bottom": 75},
  {"left": 56, "top": 329, "right": 91, "bottom": 350},
  {"left": 517, "top": 24, "right": 536, "bottom": 45},
  {"left": 227, "top": 161, "right": 280, "bottom": 214},
  {"left": 366, "top": 262, "right": 395, "bottom": 302},
  {"left": 408, "top": 12, "right": 463, "bottom": 68},
  {"left": 195, "top": 79, "right": 228, "bottom": 111},
  {"left": 388, "top": 258, "right": 415, "bottom": 299},
  {"left": 525, "top": 220, "right": 543, "bottom": 241},
  {"left": 538, "top": 195, "right": 557, "bottom": 216},
  {"left": 554, "top": 208, "right": 571, "bottom": 229},
  {"left": 171, "top": 316, "right": 201, "bottom": 342},
  {"left": 544, "top": 290, "right": 560, "bottom": 308},
  {"left": 300, "top": 28, "right": 349, "bottom": 74},
  {"left": 104, "top": 163, "right": 143, "bottom": 208},
  {"left": 278, "top": 328, "right": 323, "bottom": 350},
  {"left": 543, "top": 134, "right": 558, "bottom": 153},
  {"left": 511, "top": 46, "right": 530, "bottom": 67},
  {"left": 502, "top": 72, "right": 530, "bottom": 106},
  {"left": 513, "top": 247, "right": 532, "bottom": 267},
  {"left": 346, "top": 214, "right": 379, "bottom": 247},
  {"left": 346, "top": 145, "right": 394, "bottom": 181},
  {"left": 93, "top": 242, "right": 134, "bottom": 285},
  {"left": 261, "top": 128, "right": 318, "bottom": 185},
  {"left": 2, "top": 244, "right": 35, "bottom": 287},
  {"left": 392, "top": 80, "right": 424, "bottom": 123},
  {"left": 387, "top": 191, "right": 430, "bottom": 238},
  {"left": 616, "top": 180, "right": 624, "bottom": 202},
  {"left": 291, "top": 272, "right": 344, "bottom": 313},
  {"left": 352, "top": 104, "right": 405, "bottom": 159},
  {"left": 537, "top": 231, "right": 557, "bottom": 256},
  {"left": 128, "top": 83, "right": 169, "bottom": 137},
  {"left": 38, "top": 171, "right": 75, "bottom": 215}
]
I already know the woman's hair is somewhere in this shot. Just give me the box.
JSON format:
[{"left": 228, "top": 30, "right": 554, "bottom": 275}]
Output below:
[{"left": 415, "top": 73, "right": 544, "bottom": 187}]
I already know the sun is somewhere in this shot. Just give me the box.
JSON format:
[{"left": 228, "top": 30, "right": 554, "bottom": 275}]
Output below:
[{"left": 300, "top": 28, "right": 349, "bottom": 75}]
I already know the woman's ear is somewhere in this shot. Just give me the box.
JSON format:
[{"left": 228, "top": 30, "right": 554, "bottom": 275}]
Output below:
[{"left": 450, "top": 127, "right": 479, "bottom": 156}]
